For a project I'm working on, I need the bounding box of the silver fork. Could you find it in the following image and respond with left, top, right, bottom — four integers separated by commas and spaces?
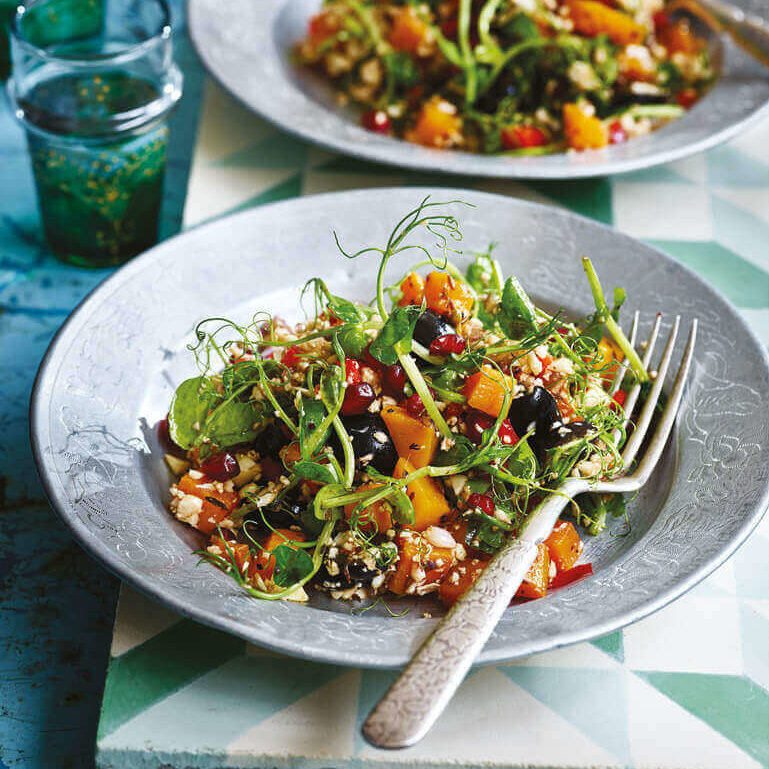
362, 312, 698, 750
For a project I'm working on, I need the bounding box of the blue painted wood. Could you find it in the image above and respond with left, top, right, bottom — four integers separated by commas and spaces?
0, 4, 204, 766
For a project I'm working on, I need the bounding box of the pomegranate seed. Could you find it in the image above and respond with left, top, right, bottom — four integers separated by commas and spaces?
612, 389, 627, 407
608, 121, 628, 144
341, 382, 376, 415
260, 456, 283, 481
430, 333, 467, 356
383, 363, 406, 397
652, 10, 669, 30
467, 493, 495, 516
199, 452, 240, 481
361, 109, 391, 134
345, 358, 362, 385
218, 528, 237, 542
405, 392, 426, 416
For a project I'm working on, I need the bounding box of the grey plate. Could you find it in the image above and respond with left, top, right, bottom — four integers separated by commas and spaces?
31, 189, 769, 668
188, 0, 769, 179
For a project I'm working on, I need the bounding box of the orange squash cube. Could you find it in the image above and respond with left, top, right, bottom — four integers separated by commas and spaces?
388, 8, 432, 55
423, 270, 474, 322
463, 365, 513, 418
563, 103, 609, 150
398, 271, 425, 307
568, 0, 647, 46
515, 543, 550, 600
438, 559, 488, 606
545, 520, 584, 572
658, 18, 702, 54
394, 458, 451, 530
411, 98, 462, 149
381, 405, 439, 468
388, 529, 454, 594
177, 472, 240, 534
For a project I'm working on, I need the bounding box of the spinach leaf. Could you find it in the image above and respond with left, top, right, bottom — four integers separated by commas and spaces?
499, 276, 539, 336
292, 459, 337, 486
168, 376, 217, 449
506, 440, 537, 481
271, 544, 314, 587
337, 325, 369, 358
369, 304, 422, 365
206, 400, 269, 447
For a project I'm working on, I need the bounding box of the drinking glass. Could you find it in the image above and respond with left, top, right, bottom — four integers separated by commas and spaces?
7, 0, 182, 267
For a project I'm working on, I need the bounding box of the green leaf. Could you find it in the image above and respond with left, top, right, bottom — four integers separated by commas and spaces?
328, 294, 365, 324
292, 459, 337, 485
501, 12, 540, 41
384, 487, 415, 525
299, 396, 331, 458
206, 400, 269, 447
168, 376, 217, 449
337, 325, 369, 358
506, 440, 537, 480
500, 276, 538, 335
385, 51, 420, 86
370, 304, 422, 365
271, 544, 314, 587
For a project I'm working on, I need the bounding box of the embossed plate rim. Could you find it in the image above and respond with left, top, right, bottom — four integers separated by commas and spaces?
31, 188, 769, 668
187, 0, 769, 180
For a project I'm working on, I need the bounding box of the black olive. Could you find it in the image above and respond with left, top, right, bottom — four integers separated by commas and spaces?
332, 414, 398, 475
345, 558, 381, 585
244, 500, 303, 529
540, 420, 595, 451
253, 423, 288, 458
319, 552, 382, 590
507, 386, 561, 440
413, 309, 456, 350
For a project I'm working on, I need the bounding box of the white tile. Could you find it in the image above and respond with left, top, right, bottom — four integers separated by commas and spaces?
183, 167, 294, 226
300, 170, 405, 196
623, 595, 743, 675
226, 670, 359, 759
712, 186, 769, 226
109, 585, 180, 657
358, 667, 618, 767
500, 639, 620, 669
612, 182, 713, 240
626, 672, 761, 769
667, 153, 707, 184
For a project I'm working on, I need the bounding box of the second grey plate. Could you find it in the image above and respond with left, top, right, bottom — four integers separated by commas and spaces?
188, 0, 769, 179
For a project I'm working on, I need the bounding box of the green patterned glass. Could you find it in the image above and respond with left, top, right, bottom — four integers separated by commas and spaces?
8, 0, 182, 267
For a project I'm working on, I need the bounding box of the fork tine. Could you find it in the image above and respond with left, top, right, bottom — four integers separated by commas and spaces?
621, 315, 681, 468
609, 310, 639, 396
620, 313, 662, 432
632, 320, 697, 485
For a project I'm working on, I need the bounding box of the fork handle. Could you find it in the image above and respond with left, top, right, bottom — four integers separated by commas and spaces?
361, 483, 584, 750
670, 0, 769, 69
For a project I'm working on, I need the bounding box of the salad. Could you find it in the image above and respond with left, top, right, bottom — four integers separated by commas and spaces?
294, 0, 712, 154
159, 199, 646, 607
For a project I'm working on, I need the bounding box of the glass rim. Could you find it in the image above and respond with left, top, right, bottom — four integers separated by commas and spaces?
10, 0, 173, 66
